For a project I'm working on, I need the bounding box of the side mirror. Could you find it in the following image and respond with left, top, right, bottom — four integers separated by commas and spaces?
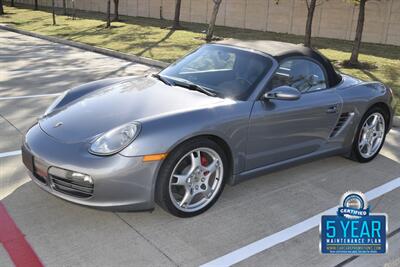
263, 86, 301, 101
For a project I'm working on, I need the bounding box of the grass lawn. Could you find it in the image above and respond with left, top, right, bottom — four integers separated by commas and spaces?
1, 5, 399, 114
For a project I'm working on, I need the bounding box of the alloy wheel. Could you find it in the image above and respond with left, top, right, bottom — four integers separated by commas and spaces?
168, 147, 224, 212
358, 112, 385, 159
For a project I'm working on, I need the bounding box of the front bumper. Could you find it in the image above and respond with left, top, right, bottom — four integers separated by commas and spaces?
22, 124, 161, 211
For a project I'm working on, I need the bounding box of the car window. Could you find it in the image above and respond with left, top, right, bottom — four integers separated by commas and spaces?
180, 49, 236, 73
269, 58, 327, 93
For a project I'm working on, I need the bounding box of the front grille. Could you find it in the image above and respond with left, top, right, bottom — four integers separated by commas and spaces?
48, 167, 94, 198
50, 175, 94, 198
22, 147, 93, 198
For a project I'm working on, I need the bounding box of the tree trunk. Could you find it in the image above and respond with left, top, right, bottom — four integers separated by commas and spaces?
304, 0, 317, 47
349, 0, 367, 65
173, 0, 182, 29
62, 0, 67, 15
113, 0, 119, 21
72, 0, 76, 20
52, 0, 56, 25
206, 0, 222, 42
0, 0, 4, 15
34, 0, 38, 10
10, 0, 14, 7
106, 0, 111, 28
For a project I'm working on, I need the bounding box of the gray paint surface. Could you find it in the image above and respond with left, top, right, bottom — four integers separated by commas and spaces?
1, 30, 400, 267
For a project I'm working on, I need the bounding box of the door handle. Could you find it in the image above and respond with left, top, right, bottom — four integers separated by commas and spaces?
326, 104, 338, 114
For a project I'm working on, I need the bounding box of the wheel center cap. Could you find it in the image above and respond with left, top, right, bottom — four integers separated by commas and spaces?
367, 130, 374, 140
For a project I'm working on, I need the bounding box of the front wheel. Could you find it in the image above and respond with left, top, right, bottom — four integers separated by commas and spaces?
350, 107, 388, 163
156, 138, 227, 217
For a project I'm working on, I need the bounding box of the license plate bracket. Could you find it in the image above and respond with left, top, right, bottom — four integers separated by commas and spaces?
21, 146, 34, 173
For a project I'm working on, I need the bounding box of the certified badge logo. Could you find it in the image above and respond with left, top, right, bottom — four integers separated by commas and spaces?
320, 191, 387, 254
338, 191, 369, 219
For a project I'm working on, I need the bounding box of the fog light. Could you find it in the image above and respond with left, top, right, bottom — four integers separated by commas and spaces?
71, 172, 93, 184
49, 167, 93, 186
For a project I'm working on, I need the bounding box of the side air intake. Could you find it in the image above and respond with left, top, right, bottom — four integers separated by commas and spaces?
330, 112, 353, 138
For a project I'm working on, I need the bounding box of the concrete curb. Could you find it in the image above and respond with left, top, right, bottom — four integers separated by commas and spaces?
394, 116, 400, 128
0, 24, 169, 69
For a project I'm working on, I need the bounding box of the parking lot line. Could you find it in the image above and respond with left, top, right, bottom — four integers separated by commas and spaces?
0, 150, 21, 158
201, 177, 400, 267
0, 55, 35, 58
0, 203, 43, 267
0, 93, 60, 101
5, 65, 134, 72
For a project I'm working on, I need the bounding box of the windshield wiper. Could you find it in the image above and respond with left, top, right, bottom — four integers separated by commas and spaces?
152, 73, 173, 86
170, 78, 217, 97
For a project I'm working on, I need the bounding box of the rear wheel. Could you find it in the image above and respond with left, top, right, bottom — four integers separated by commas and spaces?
350, 107, 388, 163
156, 138, 227, 217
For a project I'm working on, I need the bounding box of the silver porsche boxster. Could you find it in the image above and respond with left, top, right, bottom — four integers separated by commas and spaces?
22, 40, 395, 217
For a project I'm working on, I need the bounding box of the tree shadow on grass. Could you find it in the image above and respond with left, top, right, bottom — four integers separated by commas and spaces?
359, 67, 399, 113
359, 65, 399, 90
136, 29, 174, 57
359, 68, 382, 83
1, 12, 17, 16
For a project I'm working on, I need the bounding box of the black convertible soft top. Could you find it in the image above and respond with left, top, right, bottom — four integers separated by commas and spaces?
216, 39, 342, 87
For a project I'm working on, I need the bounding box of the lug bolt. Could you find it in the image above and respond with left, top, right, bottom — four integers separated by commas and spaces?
195, 185, 199, 190
201, 178, 205, 182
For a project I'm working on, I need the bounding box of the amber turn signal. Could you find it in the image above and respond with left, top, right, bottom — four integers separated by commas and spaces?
143, 153, 168, 162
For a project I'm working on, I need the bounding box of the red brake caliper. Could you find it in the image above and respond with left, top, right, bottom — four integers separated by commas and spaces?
200, 153, 208, 166
201, 153, 210, 176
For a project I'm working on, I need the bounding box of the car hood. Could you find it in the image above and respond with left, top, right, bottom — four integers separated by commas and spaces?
39, 76, 225, 143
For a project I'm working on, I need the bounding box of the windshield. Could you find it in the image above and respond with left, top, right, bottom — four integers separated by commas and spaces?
160, 44, 273, 100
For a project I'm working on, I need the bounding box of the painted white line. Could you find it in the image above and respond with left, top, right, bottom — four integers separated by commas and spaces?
0, 150, 21, 158
5, 63, 135, 72
0, 55, 34, 58
0, 93, 61, 100
7, 67, 131, 72
201, 177, 400, 267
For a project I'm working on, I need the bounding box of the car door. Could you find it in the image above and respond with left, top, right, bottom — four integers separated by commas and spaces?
246, 58, 342, 170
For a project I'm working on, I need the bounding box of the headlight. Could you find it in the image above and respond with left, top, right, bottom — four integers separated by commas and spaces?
89, 122, 140, 156
44, 90, 69, 116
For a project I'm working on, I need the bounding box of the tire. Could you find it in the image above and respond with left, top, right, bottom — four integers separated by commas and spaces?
350, 106, 388, 163
155, 138, 227, 217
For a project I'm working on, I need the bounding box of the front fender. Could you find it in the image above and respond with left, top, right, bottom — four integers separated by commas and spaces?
120, 101, 253, 175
